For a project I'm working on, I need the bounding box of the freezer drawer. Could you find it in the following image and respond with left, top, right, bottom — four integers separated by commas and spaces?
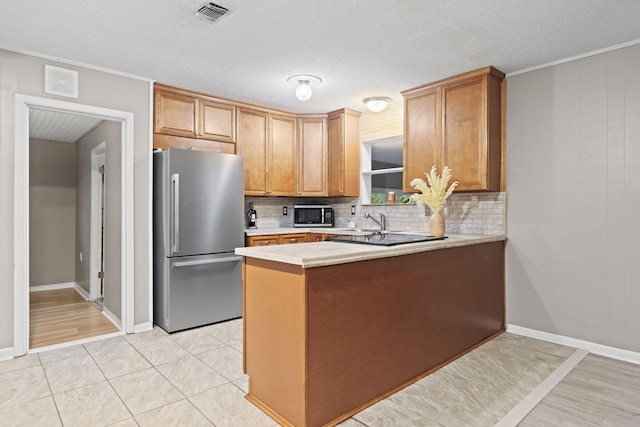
154, 253, 243, 333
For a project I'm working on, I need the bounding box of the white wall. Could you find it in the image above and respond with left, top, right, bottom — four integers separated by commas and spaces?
0, 49, 152, 350
506, 43, 640, 352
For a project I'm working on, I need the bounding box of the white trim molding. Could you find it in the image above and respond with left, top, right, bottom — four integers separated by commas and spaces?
73, 283, 90, 301
28, 331, 124, 355
13, 94, 135, 357
507, 324, 640, 365
506, 37, 640, 77
0, 347, 15, 362
102, 307, 122, 330
29, 282, 75, 292
90, 142, 106, 302
134, 322, 154, 334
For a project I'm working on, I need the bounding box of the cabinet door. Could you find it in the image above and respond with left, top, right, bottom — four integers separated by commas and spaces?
342, 111, 361, 196
328, 110, 360, 197
307, 233, 324, 242
237, 108, 268, 196
297, 117, 327, 197
327, 114, 344, 196
279, 234, 307, 245
403, 87, 440, 192
441, 75, 489, 191
200, 100, 236, 143
155, 89, 198, 138
247, 235, 279, 247
269, 114, 297, 196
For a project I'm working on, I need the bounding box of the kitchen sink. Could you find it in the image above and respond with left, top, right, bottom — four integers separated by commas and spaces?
326, 233, 446, 246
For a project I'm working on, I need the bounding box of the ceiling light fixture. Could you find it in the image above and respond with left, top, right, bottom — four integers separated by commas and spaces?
363, 96, 391, 112
287, 75, 322, 101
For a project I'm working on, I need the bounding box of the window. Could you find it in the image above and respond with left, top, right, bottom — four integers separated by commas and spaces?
361, 135, 413, 204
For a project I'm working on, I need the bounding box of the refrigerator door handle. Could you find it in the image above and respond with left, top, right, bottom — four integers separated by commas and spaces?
173, 256, 244, 268
171, 173, 180, 254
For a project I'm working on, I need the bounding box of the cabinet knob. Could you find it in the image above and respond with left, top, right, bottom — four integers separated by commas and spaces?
291, 239, 297, 243
261, 241, 270, 246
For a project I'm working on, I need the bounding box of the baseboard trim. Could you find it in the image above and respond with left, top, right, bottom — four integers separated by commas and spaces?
507, 324, 640, 365
73, 283, 90, 300
29, 282, 75, 292
102, 307, 122, 330
495, 348, 589, 427
0, 347, 15, 361
134, 322, 154, 334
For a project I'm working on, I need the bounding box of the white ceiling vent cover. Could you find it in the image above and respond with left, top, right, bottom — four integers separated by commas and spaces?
195, 2, 231, 23
44, 65, 78, 98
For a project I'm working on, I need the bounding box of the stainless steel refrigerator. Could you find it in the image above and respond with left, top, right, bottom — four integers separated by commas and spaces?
153, 149, 244, 333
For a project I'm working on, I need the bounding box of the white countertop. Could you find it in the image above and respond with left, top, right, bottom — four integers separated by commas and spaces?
236, 233, 506, 268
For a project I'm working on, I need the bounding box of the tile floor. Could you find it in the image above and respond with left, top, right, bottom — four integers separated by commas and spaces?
0, 320, 576, 427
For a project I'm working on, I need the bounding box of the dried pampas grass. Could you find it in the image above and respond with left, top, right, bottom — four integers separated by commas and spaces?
410, 166, 458, 213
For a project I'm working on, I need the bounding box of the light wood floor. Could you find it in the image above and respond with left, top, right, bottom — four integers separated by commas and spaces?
520, 353, 640, 426
29, 288, 119, 349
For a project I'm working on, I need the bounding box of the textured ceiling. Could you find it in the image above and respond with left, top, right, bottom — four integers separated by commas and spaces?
2, 1, 640, 114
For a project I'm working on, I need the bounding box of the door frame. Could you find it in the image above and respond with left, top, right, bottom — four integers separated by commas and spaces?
90, 142, 106, 301
14, 94, 135, 356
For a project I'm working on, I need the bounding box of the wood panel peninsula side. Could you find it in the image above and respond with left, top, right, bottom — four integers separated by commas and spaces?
236, 236, 506, 427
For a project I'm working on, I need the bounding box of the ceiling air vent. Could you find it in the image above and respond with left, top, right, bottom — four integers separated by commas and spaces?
195, 2, 231, 23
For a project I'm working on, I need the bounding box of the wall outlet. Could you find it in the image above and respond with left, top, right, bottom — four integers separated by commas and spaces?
471, 195, 479, 208
283, 206, 288, 216
351, 205, 356, 215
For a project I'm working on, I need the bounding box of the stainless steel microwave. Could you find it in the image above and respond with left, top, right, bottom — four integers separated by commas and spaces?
293, 205, 334, 227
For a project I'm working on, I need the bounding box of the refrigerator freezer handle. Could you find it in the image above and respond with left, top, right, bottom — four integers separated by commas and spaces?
171, 173, 180, 254
173, 256, 244, 268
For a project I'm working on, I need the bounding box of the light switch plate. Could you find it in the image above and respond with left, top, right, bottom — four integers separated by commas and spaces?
471, 195, 479, 208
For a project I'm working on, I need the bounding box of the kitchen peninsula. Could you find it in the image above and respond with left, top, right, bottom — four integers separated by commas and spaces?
235, 234, 506, 427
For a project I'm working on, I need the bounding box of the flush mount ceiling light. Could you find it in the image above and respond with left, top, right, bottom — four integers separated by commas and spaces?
287, 75, 322, 101
363, 96, 391, 112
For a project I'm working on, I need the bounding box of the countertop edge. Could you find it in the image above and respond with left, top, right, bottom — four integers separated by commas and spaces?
236, 234, 506, 268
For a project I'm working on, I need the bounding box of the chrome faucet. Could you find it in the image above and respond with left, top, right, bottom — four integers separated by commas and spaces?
364, 212, 386, 232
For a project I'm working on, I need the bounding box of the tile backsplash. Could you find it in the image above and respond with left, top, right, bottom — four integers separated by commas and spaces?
245, 192, 505, 235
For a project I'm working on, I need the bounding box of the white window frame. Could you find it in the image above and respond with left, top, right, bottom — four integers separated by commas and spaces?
360, 136, 404, 204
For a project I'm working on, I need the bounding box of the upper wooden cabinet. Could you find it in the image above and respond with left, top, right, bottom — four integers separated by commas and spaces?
154, 84, 236, 145
237, 108, 297, 196
237, 108, 268, 196
154, 83, 362, 197
297, 116, 328, 197
403, 86, 440, 192
328, 109, 361, 197
268, 114, 297, 196
402, 66, 504, 192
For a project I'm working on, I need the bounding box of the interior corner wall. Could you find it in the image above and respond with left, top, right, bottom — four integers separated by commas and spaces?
506, 43, 640, 352
29, 138, 77, 287
0, 48, 151, 350
76, 121, 121, 318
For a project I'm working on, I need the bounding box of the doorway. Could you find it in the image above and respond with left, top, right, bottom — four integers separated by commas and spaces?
14, 94, 135, 357
91, 142, 106, 307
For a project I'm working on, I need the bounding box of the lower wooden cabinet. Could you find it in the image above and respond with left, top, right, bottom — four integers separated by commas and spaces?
279, 233, 307, 245
246, 235, 279, 247
247, 233, 311, 247
307, 233, 324, 243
